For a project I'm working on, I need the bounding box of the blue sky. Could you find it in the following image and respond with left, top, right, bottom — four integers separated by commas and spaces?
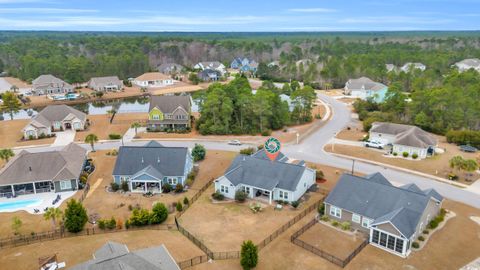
0, 0, 479, 31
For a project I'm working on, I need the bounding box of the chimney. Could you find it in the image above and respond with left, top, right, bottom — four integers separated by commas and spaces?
29, 166, 32, 172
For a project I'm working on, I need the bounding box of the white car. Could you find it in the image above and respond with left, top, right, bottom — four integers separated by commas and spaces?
365, 140, 384, 149
228, 140, 242, 146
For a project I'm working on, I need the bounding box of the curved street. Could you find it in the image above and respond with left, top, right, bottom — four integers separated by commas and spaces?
19, 93, 480, 208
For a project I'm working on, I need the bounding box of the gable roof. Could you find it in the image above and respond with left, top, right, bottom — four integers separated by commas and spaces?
370, 122, 437, 148
25, 105, 87, 129
32, 74, 72, 90
88, 76, 123, 87
195, 61, 224, 70
135, 72, 171, 81
149, 95, 191, 114
252, 149, 288, 163
113, 141, 188, 177
71, 242, 179, 270
222, 152, 307, 191
0, 143, 86, 185
345, 77, 387, 92
325, 173, 443, 238
157, 63, 184, 73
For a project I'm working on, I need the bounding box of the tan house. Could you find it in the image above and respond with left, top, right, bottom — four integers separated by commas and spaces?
23, 105, 87, 139
133, 72, 175, 88
87, 76, 123, 91
32, 74, 73, 95
325, 173, 443, 257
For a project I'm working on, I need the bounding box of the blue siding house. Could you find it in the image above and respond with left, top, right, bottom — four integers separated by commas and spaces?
344, 77, 388, 103
230, 57, 258, 73
112, 141, 193, 193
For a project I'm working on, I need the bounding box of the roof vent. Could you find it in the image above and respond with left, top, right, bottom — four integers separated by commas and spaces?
141, 157, 144, 163
157, 157, 160, 163
29, 166, 32, 172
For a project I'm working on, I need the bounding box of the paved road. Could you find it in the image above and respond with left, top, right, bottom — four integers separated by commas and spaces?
18, 93, 480, 208
284, 94, 480, 208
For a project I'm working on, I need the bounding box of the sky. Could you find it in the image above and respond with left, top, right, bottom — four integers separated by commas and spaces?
0, 0, 479, 32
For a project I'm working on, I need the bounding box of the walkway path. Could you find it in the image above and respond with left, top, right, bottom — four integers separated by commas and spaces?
51, 130, 76, 147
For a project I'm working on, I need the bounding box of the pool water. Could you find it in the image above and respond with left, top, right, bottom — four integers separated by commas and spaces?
0, 199, 42, 211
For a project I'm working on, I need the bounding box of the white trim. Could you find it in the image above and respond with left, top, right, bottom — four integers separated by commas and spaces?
362, 217, 373, 228
370, 220, 407, 239
370, 227, 409, 258
352, 214, 361, 223
329, 206, 342, 218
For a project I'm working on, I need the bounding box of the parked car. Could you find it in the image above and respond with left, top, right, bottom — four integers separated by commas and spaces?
228, 140, 242, 145
364, 140, 384, 149
459, 145, 478, 153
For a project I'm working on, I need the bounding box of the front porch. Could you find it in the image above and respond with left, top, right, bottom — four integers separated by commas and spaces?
129, 180, 162, 194
241, 185, 273, 204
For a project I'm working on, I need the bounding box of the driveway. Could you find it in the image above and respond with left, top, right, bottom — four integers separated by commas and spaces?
51, 130, 76, 147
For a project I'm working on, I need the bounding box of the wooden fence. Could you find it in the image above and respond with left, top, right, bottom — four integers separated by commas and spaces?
175, 178, 213, 218
177, 255, 209, 269
290, 218, 369, 268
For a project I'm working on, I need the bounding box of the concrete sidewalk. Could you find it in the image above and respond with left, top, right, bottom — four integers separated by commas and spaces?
51, 130, 76, 147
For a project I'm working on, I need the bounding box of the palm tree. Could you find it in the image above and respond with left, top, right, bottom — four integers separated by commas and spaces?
85, 134, 99, 152
449, 155, 464, 172
43, 207, 63, 230
462, 159, 479, 182
131, 122, 141, 137
10, 85, 18, 93
0, 149, 14, 163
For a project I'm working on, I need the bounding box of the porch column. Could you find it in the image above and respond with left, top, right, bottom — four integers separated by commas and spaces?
269, 191, 272, 205
32, 182, 36, 194
144, 183, 147, 192
129, 181, 133, 191
11, 185, 15, 196
402, 238, 408, 257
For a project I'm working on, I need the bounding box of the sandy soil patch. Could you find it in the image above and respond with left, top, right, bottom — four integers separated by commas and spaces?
335, 122, 367, 141
470, 216, 480, 226
0, 119, 55, 148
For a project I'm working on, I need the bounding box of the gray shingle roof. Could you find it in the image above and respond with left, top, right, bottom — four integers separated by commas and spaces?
325, 173, 443, 238
149, 95, 191, 114
113, 141, 188, 177
88, 76, 123, 88
0, 143, 86, 185
32, 74, 72, 90
223, 153, 306, 191
345, 77, 387, 92
252, 149, 288, 162
71, 242, 180, 270
157, 63, 184, 74
370, 122, 437, 148
27, 105, 87, 128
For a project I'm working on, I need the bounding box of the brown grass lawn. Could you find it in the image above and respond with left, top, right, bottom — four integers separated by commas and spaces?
299, 223, 366, 259
327, 141, 480, 184
335, 121, 367, 141
75, 112, 148, 142
0, 120, 55, 148
0, 230, 203, 270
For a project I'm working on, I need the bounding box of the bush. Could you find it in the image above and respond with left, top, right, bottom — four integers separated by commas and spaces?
240, 147, 255, 155
150, 203, 168, 224
192, 144, 206, 161
240, 240, 258, 270
318, 204, 325, 215
428, 219, 439, 229
176, 201, 183, 212
446, 130, 480, 148
116, 219, 123, 229
162, 183, 171, 193
110, 182, 119, 192
120, 181, 129, 192
183, 197, 189, 206
440, 208, 447, 216
423, 229, 429, 234
393, 152, 398, 156
320, 215, 330, 222
291, 201, 300, 209
315, 113, 322, 119
125, 220, 130, 229
412, 153, 418, 159
261, 129, 272, 136
175, 183, 184, 193
235, 191, 247, 202
402, 152, 409, 158
340, 222, 351, 231
412, 242, 420, 248
108, 133, 122, 140
418, 235, 425, 241
64, 199, 88, 233
316, 170, 324, 180
257, 144, 264, 150
129, 208, 151, 226
332, 221, 340, 227
98, 219, 106, 230
212, 191, 225, 201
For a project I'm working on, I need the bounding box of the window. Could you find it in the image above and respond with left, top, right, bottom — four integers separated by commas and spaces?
152, 114, 160, 120
329, 206, 342, 218
387, 235, 396, 250
379, 232, 387, 247
60, 180, 72, 190
279, 190, 289, 200
352, 214, 361, 223
243, 186, 250, 194
395, 239, 404, 253
362, 217, 372, 228
372, 230, 380, 244
54, 122, 61, 129
168, 178, 177, 185
220, 185, 229, 193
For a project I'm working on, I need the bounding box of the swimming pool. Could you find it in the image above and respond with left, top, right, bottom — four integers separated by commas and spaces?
0, 199, 43, 211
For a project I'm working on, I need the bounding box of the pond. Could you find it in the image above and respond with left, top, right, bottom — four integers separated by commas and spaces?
0, 96, 201, 121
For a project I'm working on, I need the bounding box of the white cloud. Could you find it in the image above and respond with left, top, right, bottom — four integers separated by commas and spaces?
287, 8, 336, 13
339, 16, 454, 25
0, 8, 98, 13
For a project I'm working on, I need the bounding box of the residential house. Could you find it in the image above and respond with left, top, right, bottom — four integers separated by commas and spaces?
198, 69, 221, 82
400, 62, 426, 73
369, 122, 437, 159
214, 149, 315, 204
325, 172, 443, 257
87, 76, 123, 91
385, 64, 396, 72
453, 58, 480, 72
32, 74, 73, 95
71, 241, 180, 270
0, 143, 86, 197
344, 77, 388, 103
147, 95, 191, 131
280, 94, 295, 112
157, 63, 185, 74
267, 61, 280, 67
112, 141, 194, 193
23, 105, 87, 139
193, 61, 226, 75
230, 57, 258, 73
133, 72, 175, 88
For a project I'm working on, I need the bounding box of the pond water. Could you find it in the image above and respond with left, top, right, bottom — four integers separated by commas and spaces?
0, 96, 201, 121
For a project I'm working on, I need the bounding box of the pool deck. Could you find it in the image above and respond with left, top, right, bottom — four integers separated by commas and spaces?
0, 191, 76, 214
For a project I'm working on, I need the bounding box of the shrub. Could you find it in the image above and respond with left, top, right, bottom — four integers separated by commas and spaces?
150, 203, 168, 224
257, 144, 264, 150
125, 220, 130, 229
316, 170, 324, 180
402, 152, 409, 158
412, 242, 420, 248
331, 221, 339, 227
412, 153, 418, 159
240, 147, 255, 155
340, 222, 351, 231
212, 191, 225, 201
418, 236, 425, 241
291, 201, 300, 209
108, 133, 122, 140
175, 183, 184, 193
240, 240, 258, 270
393, 152, 398, 156
162, 183, 171, 193
315, 113, 322, 119
116, 219, 123, 229
110, 182, 119, 192
120, 181, 129, 192
428, 219, 439, 229
98, 219, 106, 230
320, 215, 330, 222
106, 217, 116, 230
440, 208, 447, 216
318, 204, 325, 215
192, 144, 206, 161
128, 204, 133, 211
261, 129, 272, 136
64, 199, 88, 233
183, 197, 189, 206
129, 208, 151, 226
446, 130, 480, 148
423, 229, 429, 234
235, 191, 247, 202
176, 201, 183, 212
